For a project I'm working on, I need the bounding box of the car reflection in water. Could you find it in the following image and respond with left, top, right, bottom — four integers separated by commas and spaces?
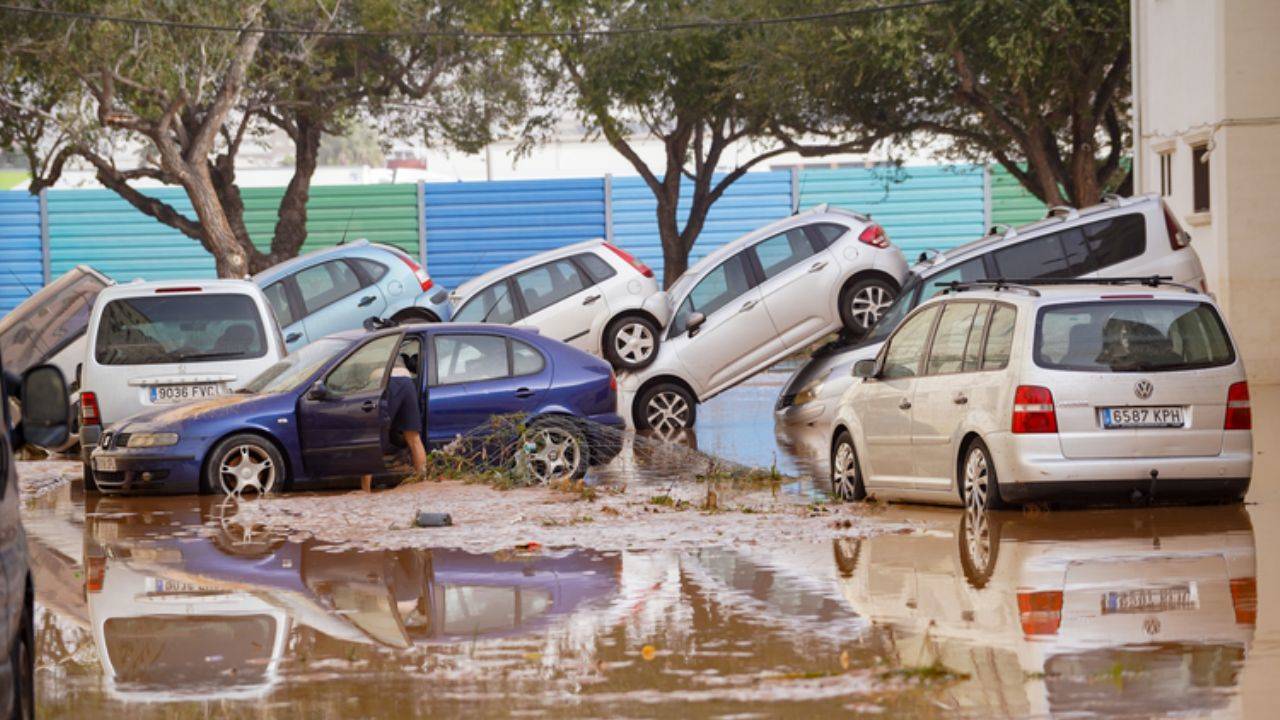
832, 504, 1257, 718
82, 495, 621, 701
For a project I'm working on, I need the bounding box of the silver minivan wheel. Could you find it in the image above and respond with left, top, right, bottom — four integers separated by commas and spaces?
830, 431, 866, 501
963, 444, 992, 513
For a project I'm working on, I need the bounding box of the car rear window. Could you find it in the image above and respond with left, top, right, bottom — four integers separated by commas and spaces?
94, 294, 267, 365
1035, 300, 1234, 372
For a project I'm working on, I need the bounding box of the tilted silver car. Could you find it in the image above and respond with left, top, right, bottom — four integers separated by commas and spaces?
830, 277, 1250, 509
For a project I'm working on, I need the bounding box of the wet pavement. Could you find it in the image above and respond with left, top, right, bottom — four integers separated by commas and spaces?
21, 367, 1280, 718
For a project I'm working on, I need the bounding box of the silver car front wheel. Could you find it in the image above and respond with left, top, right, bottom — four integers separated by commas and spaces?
830, 431, 865, 501
646, 390, 691, 434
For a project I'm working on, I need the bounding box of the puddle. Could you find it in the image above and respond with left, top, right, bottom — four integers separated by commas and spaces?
22, 373, 1280, 717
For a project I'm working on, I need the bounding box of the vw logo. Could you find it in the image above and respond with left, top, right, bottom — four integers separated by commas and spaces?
1134, 380, 1154, 400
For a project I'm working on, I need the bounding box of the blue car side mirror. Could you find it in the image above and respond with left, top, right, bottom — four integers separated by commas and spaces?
307, 382, 332, 401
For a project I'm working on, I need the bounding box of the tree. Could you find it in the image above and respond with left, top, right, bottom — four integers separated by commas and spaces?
814, 0, 1131, 208
0, 1, 524, 276
521, 0, 895, 286
316, 122, 387, 167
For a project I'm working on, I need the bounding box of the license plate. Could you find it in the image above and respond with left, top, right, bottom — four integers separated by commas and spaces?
94, 455, 118, 472
146, 577, 214, 594
1102, 406, 1185, 428
1101, 583, 1198, 614
150, 383, 222, 404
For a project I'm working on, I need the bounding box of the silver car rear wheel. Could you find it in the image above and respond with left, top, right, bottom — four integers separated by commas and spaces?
963, 444, 993, 513
614, 322, 655, 364
849, 284, 893, 331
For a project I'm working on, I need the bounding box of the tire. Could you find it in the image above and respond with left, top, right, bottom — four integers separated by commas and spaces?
205, 434, 286, 496
391, 308, 440, 325
9, 582, 33, 720
520, 418, 587, 484
82, 461, 99, 493
830, 430, 866, 501
833, 537, 862, 577
839, 277, 897, 337
603, 315, 660, 370
961, 437, 1004, 512
958, 505, 1001, 589
634, 383, 696, 434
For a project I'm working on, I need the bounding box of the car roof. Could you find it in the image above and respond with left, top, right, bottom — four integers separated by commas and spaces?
453, 239, 606, 299
676, 205, 871, 284
913, 193, 1161, 275
324, 322, 546, 343
251, 239, 375, 284
924, 281, 1210, 308
96, 278, 264, 299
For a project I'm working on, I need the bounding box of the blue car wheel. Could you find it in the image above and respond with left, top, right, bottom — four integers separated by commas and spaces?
519, 418, 586, 484
205, 434, 286, 496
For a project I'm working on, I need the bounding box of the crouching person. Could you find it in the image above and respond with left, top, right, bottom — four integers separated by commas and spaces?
362, 357, 427, 492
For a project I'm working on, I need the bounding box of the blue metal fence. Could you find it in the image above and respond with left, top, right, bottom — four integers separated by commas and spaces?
0, 192, 44, 315
423, 177, 606, 289
798, 165, 987, 260
609, 171, 793, 280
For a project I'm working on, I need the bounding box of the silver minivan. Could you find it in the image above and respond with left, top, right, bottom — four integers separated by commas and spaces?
777, 194, 1208, 432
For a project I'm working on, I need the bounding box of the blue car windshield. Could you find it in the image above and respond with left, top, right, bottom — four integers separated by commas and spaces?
241, 339, 349, 394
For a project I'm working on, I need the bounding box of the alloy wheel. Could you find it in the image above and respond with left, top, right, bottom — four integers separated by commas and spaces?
217, 444, 277, 496
614, 322, 656, 365
645, 391, 691, 434
850, 285, 893, 331
962, 506, 993, 576
832, 440, 860, 501
522, 426, 583, 484
963, 446, 991, 513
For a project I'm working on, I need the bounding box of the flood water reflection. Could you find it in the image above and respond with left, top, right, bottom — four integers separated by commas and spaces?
25, 481, 1264, 717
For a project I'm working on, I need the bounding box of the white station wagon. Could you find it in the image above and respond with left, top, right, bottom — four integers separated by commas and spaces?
830, 278, 1252, 510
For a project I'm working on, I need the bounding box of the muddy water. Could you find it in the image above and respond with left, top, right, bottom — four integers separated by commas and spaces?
22, 372, 1280, 718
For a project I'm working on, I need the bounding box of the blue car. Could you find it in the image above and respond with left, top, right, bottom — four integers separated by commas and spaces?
87, 323, 624, 495
253, 240, 453, 353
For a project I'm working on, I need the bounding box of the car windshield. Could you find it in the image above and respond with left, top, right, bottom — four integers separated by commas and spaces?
0, 268, 107, 373
94, 294, 267, 366
1035, 300, 1235, 372
864, 272, 922, 342
241, 338, 348, 394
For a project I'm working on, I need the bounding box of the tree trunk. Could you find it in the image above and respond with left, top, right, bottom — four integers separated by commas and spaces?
655, 196, 687, 288
264, 115, 322, 270
184, 167, 253, 278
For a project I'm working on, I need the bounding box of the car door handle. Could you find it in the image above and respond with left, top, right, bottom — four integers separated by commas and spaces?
582, 294, 602, 305
739, 299, 758, 313
514, 387, 534, 399
361, 400, 376, 412
898, 399, 912, 410
358, 295, 377, 307
285, 332, 302, 343
953, 394, 968, 405
808, 261, 828, 272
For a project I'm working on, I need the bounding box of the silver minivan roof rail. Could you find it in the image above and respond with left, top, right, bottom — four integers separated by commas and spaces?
937, 275, 1200, 296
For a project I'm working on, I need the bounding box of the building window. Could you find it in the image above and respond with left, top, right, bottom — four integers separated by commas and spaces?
1191, 144, 1210, 212
1158, 152, 1173, 197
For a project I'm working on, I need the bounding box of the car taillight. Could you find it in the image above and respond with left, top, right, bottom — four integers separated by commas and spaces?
609, 373, 617, 392
86, 556, 105, 594
154, 286, 202, 294
602, 243, 654, 279
1012, 385, 1057, 434
1230, 577, 1257, 625
1017, 590, 1063, 636
857, 223, 890, 249
1225, 381, 1251, 430
394, 251, 434, 292
81, 392, 101, 426
1163, 201, 1191, 250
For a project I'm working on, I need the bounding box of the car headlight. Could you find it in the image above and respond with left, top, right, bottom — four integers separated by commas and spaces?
126, 432, 180, 448
792, 381, 826, 407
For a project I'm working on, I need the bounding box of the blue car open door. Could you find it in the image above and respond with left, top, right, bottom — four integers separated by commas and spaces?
298, 333, 401, 479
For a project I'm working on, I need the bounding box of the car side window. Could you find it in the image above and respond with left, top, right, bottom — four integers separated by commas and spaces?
926, 303, 979, 375
353, 258, 389, 284
808, 223, 850, 249
576, 253, 617, 284
981, 305, 1017, 370
512, 339, 545, 376
881, 305, 940, 380
264, 282, 297, 326
961, 303, 992, 371
514, 259, 589, 315
670, 253, 754, 336
752, 227, 816, 280
433, 334, 510, 385
296, 260, 363, 313
992, 234, 1072, 279
454, 283, 516, 324
922, 258, 986, 301
1083, 214, 1146, 269
326, 335, 398, 395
